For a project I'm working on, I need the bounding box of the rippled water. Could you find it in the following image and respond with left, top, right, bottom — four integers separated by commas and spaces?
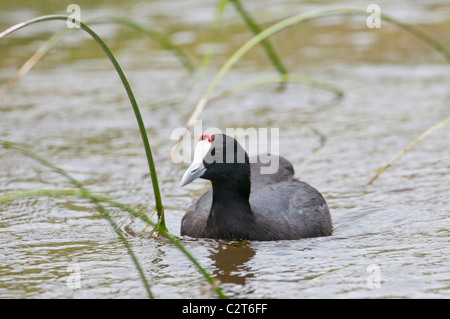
0, 0, 449, 298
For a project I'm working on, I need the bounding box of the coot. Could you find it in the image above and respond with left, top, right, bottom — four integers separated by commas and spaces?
180, 133, 332, 241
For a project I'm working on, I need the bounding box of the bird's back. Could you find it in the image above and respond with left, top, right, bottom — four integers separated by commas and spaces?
249, 179, 332, 240
181, 155, 332, 240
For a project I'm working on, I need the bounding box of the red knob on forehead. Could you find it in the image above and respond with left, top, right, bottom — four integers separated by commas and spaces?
199, 134, 214, 143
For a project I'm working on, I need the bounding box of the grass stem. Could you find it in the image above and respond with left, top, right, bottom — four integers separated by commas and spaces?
230, 0, 288, 77
171, 8, 450, 158
0, 15, 167, 233
0, 140, 227, 298
367, 117, 450, 185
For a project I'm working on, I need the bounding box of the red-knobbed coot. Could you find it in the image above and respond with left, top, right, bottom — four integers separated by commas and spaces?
180, 134, 332, 241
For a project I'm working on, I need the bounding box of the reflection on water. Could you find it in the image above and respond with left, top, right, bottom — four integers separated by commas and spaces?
0, 0, 449, 298
210, 241, 256, 286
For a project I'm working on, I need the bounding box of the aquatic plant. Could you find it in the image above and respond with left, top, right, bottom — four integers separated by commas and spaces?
1, 14, 167, 233
0, 140, 226, 299
172, 7, 450, 156
367, 117, 450, 185
0, 15, 225, 298
1, 2, 448, 298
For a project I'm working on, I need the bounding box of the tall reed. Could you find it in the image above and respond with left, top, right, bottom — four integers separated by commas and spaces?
367, 117, 450, 185
2, 5, 448, 298
0, 140, 227, 298
0, 16, 195, 102
0, 14, 231, 297
172, 7, 450, 158
0, 15, 167, 234
229, 0, 288, 77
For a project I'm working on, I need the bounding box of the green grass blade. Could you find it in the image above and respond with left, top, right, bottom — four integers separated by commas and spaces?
200, 7, 450, 119
171, 8, 450, 158
380, 14, 450, 63
1, 140, 82, 188
0, 16, 196, 102
0, 140, 154, 298
173, 0, 230, 113
0, 188, 155, 298
230, 0, 287, 76
0, 140, 227, 298
0, 28, 69, 102
208, 73, 343, 104
0, 15, 167, 233
90, 16, 196, 71
90, 197, 155, 298
102, 198, 227, 299
146, 73, 342, 112
367, 117, 450, 185
0, 188, 227, 299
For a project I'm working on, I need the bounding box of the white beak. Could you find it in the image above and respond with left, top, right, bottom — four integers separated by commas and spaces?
180, 140, 211, 187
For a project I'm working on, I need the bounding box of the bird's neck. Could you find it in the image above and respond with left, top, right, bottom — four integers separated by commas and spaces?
205, 178, 255, 240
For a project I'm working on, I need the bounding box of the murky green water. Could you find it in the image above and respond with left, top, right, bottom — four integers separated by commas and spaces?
1, 0, 449, 298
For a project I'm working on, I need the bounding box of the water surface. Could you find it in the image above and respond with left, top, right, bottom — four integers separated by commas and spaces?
0, 0, 449, 298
